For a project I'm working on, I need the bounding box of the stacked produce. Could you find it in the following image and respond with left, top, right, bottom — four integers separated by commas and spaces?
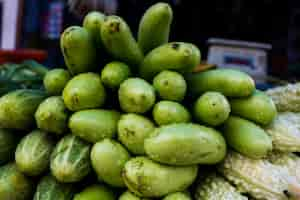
0, 2, 299, 200
0, 60, 48, 96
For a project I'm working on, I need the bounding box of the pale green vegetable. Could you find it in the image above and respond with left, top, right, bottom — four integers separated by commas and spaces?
0, 163, 34, 200
119, 191, 151, 200
186, 69, 255, 98
73, 185, 115, 200
145, 123, 226, 165
193, 92, 230, 126
138, 2, 173, 54
33, 175, 74, 200
118, 78, 156, 114
163, 192, 191, 200
267, 152, 300, 183
195, 174, 248, 200
123, 157, 198, 197
265, 112, 300, 152
60, 26, 97, 75
223, 116, 272, 159
83, 11, 106, 47
63, 73, 106, 111
266, 83, 300, 112
0, 89, 46, 130
50, 134, 91, 183
118, 114, 155, 155
101, 16, 143, 70
153, 70, 187, 102
35, 96, 69, 135
91, 139, 130, 187
140, 42, 200, 80
15, 130, 55, 176
153, 101, 191, 125
219, 151, 292, 200
230, 90, 277, 126
43, 69, 71, 95
101, 62, 131, 89
69, 109, 120, 143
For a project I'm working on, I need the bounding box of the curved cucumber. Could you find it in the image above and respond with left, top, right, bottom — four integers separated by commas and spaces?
101, 16, 143, 71
140, 42, 201, 80
60, 26, 97, 75
138, 2, 173, 54
230, 90, 277, 125
222, 116, 273, 159
186, 69, 255, 97
83, 11, 106, 48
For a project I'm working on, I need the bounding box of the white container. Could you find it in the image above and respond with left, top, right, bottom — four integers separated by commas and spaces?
207, 38, 272, 83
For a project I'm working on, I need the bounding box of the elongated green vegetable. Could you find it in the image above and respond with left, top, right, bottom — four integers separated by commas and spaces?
60, 26, 97, 75
140, 42, 201, 80
0, 89, 47, 130
186, 69, 255, 98
222, 116, 272, 159
101, 16, 143, 70
123, 157, 198, 198
83, 11, 106, 48
230, 90, 277, 126
138, 2, 173, 54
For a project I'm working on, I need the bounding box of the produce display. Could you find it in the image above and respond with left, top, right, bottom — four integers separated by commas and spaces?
0, 2, 299, 200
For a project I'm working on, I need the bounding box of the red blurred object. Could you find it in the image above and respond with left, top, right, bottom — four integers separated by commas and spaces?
0, 49, 48, 64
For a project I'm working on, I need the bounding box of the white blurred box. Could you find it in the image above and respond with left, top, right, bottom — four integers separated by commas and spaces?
207, 38, 272, 83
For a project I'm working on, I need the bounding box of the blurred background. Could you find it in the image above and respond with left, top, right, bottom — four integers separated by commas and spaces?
0, 0, 291, 84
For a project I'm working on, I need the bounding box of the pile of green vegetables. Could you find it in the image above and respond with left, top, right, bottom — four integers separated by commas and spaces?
0, 2, 299, 200
0, 60, 48, 96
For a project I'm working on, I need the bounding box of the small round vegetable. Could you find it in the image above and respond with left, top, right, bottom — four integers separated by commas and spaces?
0, 129, 19, 165
63, 73, 106, 111
123, 157, 198, 198
119, 191, 152, 200
50, 134, 91, 183
145, 123, 226, 165
44, 68, 71, 95
163, 192, 191, 200
152, 101, 191, 125
222, 116, 273, 159
74, 185, 115, 200
33, 175, 74, 200
194, 92, 230, 126
0, 163, 34, 200
118, 78, 156, 113
15, 130, 55, 176
91, 139, 130, 187
101, 61, 131, 89
35, 96, 69, 135
118, 114, 155, 155
153, 70, 187, 102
